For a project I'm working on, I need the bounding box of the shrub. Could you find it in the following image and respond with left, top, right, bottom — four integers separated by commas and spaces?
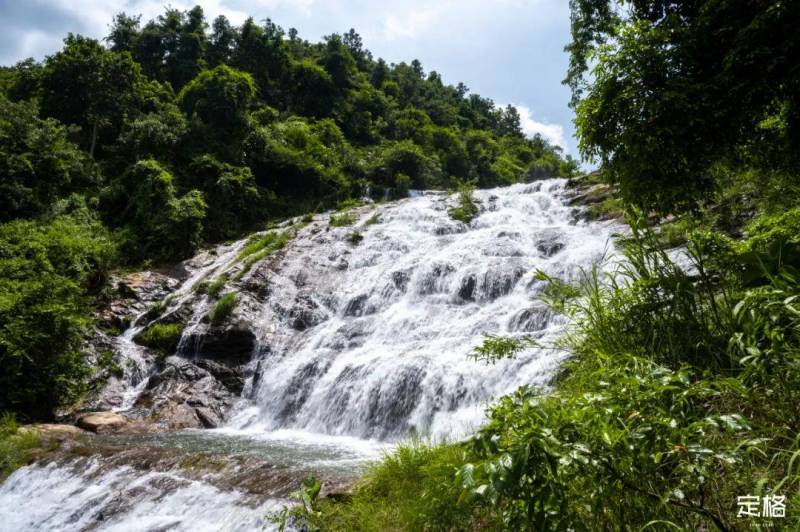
0, 213, 115, 418
393, 173, 411, 199
210, 293, 237, 325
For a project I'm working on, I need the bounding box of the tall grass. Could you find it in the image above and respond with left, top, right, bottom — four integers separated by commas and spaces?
0, 413, 42, 480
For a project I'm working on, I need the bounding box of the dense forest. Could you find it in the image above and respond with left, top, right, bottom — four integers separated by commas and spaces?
0, 6, 574, 418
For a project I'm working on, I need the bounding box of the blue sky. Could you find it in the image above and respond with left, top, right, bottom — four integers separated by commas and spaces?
0, 0, 578, 155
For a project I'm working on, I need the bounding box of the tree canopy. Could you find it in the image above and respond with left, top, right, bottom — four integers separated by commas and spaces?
567, 0, 800, 212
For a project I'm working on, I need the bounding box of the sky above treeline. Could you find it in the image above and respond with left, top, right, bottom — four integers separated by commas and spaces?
0, 0, 578, 156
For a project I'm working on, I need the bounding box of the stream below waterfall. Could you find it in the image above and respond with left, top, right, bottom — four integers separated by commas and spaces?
0, 179, 620, 531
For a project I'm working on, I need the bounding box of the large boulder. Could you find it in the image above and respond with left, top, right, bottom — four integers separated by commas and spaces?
133, 357, 243, 430
76, 412, 129, 433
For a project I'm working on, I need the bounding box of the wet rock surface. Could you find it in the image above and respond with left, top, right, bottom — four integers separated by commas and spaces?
76, 412, 130, 433
131, 357, 244, 429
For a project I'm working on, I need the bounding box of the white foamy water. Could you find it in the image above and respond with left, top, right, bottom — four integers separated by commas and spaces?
0, 460, 284, 532
228, 179, 619, 440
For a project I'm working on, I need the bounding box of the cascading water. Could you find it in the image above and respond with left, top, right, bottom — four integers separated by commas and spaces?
228, 179, 618, 440
0, 179, 621, 531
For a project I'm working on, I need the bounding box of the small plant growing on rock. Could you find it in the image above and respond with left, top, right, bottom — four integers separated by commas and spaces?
448, 182, 479, 224
347, 230, 364, 245
97, 350, 124, 379
210, 293, 237, 325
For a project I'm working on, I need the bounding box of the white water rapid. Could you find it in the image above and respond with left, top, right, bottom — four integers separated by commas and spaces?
228, 179, 618, 440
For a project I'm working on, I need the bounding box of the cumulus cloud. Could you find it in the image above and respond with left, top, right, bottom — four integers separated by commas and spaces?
509, 104, 567, 152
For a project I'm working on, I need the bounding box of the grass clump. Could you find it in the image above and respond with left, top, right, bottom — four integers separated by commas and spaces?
210, 293, 237, 325
363, 212, 380, 226
133, 323, 183, 356
448, 182, 479, 224
330, 212, 358, 227
205, 273, 229, 298
0, 413, 42, 480
337, 198, 363, 211
97, 350, 124, 379
234, 230, 291, 280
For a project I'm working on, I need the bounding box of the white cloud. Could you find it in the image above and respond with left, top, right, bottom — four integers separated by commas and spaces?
510, 104, 567, 151
381, 6, 443, 40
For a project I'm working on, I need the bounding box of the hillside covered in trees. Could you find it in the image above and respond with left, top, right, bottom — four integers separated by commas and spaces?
0, 6, 574, 418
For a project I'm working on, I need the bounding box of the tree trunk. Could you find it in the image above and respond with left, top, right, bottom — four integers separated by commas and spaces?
89, 121, 99, 159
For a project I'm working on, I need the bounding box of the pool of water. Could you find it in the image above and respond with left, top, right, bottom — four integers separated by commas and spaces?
94, 427, 392, 477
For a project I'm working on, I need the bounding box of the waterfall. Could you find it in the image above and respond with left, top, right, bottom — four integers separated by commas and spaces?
0, 179, 620, 531
228, 179, 618, 440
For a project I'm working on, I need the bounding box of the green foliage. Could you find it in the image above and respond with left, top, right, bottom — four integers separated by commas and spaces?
0, 413, 43, 480
179, 65, 256, 132
448, 182, 479, 224
189, 155, 264, 240
237, 232, 282, 261
210, 293, 237, 325
133, 323, 183, 356
393, 173, 411, 199
40, 34, 148, 158
370, 140, 442, 189
568, 1, 800, 213
106, 159, 207, 263
97, 349, 124, 379
363, 213, 380, 226
0, 213, 115, 418
0, 96, 92, 222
